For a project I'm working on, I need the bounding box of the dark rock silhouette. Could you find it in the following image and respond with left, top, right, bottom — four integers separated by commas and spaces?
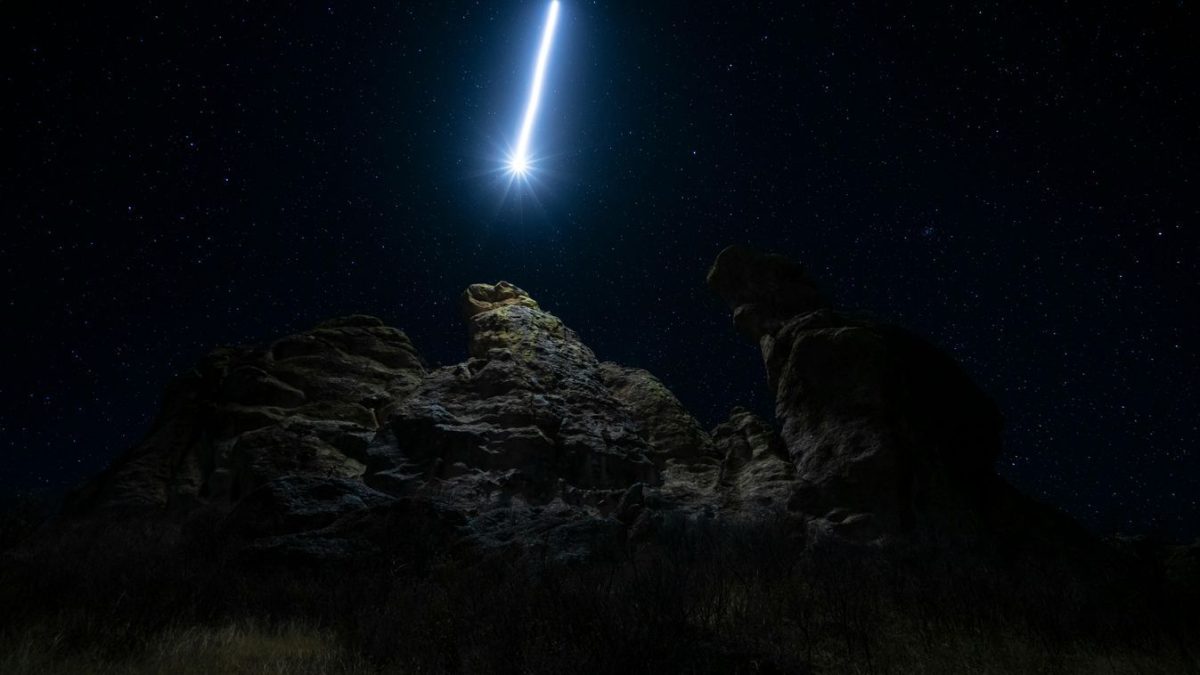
708, 245, 1005, 538
63, 247, 1093, 561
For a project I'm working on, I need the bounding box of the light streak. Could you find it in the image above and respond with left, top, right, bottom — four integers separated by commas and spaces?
508, 1, 560, 177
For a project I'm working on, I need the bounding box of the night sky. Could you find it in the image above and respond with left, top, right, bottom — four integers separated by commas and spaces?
3, 1, 1197, 539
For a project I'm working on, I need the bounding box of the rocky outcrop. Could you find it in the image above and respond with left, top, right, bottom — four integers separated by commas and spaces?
65, 247, 1091, 563
371, 281, 660, 499
597, 363, 712, 464
711, 408, 795, 509
70, 279, 799, 561
708, 245, 1004, 538
68, 316, 425, 517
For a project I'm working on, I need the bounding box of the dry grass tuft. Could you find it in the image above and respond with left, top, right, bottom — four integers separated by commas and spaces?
1, 619, 371, 675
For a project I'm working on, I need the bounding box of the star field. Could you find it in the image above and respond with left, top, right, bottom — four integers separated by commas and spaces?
2, 1, 1197, 538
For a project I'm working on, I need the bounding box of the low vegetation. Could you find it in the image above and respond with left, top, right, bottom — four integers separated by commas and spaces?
1, 511, 1196, 674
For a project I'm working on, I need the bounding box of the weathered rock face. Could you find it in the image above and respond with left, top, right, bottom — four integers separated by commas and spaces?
597, 363, 713, 463
67, 247, 1070, 562
711, 408, 795, 509
68, 316, 425, 516
708, 245, 1003, 537
71, 279, 803, 561
366, 282, 661, 513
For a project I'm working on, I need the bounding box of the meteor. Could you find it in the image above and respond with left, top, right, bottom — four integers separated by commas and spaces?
508, 0, 560, 177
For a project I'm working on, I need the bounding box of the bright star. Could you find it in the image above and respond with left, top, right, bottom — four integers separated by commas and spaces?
508, 154, 529, 177
507, 1, 560, 178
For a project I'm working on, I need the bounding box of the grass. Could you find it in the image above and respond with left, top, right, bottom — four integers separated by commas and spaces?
1, 510, 1196, 674
2, 619, 371, 675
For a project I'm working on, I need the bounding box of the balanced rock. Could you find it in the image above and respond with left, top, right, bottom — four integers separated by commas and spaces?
708, 245, 1003, 537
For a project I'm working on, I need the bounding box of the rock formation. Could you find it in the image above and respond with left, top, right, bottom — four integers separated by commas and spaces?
708, 245, 1005, 538
65, 247, 1082, 561
69, 315, 425, 515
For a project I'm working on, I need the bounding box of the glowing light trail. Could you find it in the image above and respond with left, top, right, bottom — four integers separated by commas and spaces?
508, 1, 560, 177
